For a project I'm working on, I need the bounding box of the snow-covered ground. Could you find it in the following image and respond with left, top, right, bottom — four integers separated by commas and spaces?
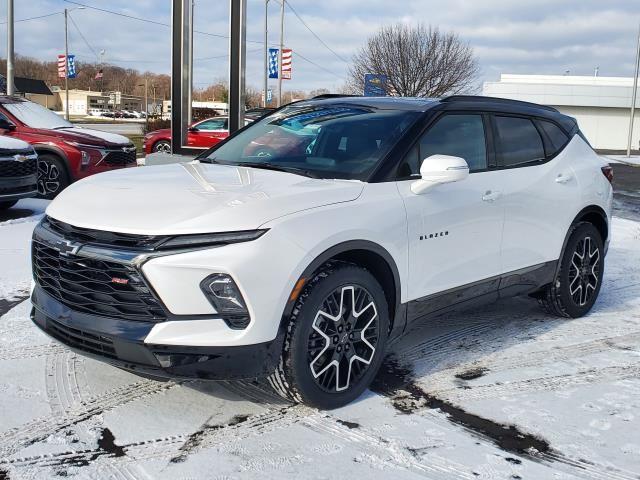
1, 199, 639, 479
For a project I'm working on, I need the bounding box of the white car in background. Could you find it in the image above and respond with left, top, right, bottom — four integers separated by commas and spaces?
30, 95, 613, 408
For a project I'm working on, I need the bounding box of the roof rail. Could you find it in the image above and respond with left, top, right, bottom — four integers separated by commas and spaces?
441, 95, 558, 113
311, 94, 361, 100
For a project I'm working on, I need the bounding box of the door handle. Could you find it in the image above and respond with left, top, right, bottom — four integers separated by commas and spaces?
482, 190, 502, 202
555, 173, 573, 184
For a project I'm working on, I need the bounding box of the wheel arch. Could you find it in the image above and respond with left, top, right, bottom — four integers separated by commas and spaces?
554, 205, 609, 278
281, 240, 404, 339
573, 205, 609, 245
33, 145, 72, 179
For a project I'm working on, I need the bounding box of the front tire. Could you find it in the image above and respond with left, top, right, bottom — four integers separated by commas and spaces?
38, 154, 70, 199
270, 262, 389, 409
538, 222, 604, 318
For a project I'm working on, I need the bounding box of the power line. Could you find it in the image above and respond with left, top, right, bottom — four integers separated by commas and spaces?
63, 0, 345, 80
0, 11, 63, 25
63, 0, 230, 40
293, 51, 345, 80
284, 0, 348, 64
68, 12, 99, 60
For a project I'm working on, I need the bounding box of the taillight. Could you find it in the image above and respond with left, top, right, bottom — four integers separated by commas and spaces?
601, 165, 614, 184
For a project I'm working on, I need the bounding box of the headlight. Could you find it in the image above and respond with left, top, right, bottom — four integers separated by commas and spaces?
157, 229, 267, 250
200, 273, 250, 329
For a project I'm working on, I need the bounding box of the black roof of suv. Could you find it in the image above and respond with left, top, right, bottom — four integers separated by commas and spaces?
305, 94, 576, 132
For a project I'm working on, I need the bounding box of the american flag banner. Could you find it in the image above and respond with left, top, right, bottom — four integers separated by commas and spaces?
57, 55, 66, 78
95, 69, 103, 80
268, 48, 279, 79
281, 49, 292, 80
57, 54, 77, 79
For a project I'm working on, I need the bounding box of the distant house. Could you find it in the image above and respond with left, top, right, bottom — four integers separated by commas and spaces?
0, 75, 54, 108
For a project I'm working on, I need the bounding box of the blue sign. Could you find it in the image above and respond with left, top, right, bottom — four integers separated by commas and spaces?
266, 89, 273, 103
364, 74, 387, 96
67, 55, 77, 78
268, 48, 279, 79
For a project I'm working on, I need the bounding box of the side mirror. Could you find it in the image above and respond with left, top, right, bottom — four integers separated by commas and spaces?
411, 154, 469, 195
188, 126, 199, 132
0, 118, 16, 131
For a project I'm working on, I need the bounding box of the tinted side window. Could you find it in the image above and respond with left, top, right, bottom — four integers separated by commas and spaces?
494, 116, 545, 166
538, 120, 569, 155
398, 115, 487, 177
197, 119, 226, 131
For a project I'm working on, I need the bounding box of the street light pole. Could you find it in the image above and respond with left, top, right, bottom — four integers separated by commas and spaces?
64, 8, 70, 120
627, 23, 640, 158
6, 0, 14, 96
263, 0, 268, 108
144, 77, 148, 129
278, 0, 284, 107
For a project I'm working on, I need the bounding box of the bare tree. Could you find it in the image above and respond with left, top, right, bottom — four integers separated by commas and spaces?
348, 24, 479, 97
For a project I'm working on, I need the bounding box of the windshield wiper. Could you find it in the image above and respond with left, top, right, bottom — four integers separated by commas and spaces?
201, 159, 319, 178
232, 162, 319, 178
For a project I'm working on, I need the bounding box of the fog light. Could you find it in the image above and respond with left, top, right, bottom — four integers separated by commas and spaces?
200, 274, 250, 329
80, 151, 90, 167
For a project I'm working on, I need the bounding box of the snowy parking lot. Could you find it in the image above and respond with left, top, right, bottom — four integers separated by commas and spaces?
1, 175, 639, 479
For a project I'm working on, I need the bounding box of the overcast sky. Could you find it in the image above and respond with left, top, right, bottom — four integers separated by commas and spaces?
1, 0, 639, 93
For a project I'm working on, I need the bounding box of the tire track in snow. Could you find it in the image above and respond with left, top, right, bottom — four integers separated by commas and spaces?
424, 330, 640, 390
0, 379, 177, 458
432, 364, 640, 402
0, 343, 65, 361
1, 405, 312, 470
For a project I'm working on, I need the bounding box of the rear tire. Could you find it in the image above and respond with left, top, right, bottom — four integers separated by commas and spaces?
269, 262, 389, 409
38, 154, 70, 199
538, 222, 604, 318
0, 200, 18, 210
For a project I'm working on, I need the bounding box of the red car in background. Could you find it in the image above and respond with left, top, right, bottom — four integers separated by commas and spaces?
0, 97, 137, 198
143, 117, 230, 155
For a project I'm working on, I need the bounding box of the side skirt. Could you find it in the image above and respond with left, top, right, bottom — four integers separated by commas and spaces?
405, 261, 557, 327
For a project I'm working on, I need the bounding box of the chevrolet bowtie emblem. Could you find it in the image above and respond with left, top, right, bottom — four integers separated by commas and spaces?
55, 239, 82, 256
13, 154, 28, 163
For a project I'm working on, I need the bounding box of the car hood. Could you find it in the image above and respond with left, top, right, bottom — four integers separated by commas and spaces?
146, 128, 171, 137
0, 136, 32, 151
46, 162, 364, 235
29, 126, 131, 147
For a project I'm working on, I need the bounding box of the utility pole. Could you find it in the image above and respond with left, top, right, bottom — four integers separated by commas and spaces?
6, 0, 14, 96
263, 0, 268, 108
144, 77, 148, 129
278, 0, 284, 107
64, 8, 70, 120
627, 24, 640, 158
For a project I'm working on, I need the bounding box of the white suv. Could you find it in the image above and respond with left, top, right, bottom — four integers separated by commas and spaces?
31, 96, 613, 408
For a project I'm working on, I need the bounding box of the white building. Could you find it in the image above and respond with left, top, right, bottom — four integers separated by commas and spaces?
483, 74, 640, 151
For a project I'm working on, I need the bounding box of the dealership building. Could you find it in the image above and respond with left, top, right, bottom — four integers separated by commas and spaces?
483, 74, 640, 151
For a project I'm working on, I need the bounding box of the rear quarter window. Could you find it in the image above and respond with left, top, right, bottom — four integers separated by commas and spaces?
538, 120, 570, 155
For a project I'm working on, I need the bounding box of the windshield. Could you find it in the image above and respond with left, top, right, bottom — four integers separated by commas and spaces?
202, 104, 420, 180
5, 101, 72, 129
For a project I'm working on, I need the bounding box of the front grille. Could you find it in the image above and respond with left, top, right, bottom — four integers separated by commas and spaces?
103, 147, 136, 166
46, 317, 117, 359
44, 216, 163, 250
32, 241, 166, 322
0, 184, 36, 196
0, 157, 37, 177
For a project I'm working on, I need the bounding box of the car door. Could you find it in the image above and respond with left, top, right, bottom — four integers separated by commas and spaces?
187, 118, 228, 148
491, 115, 581, 273
396, 113, 505, 317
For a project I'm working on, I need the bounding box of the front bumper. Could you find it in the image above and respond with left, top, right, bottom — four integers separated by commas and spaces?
0, 174, 38, 201
31, 286, 283, 380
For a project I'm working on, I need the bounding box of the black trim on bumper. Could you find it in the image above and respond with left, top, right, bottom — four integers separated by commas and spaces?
31, 286, 283, 380
0, 174, 37, 200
